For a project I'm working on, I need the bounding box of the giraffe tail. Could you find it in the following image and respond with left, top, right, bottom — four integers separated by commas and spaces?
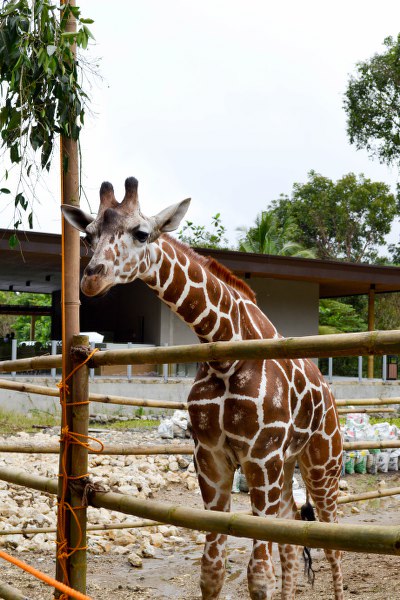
300, 498, 316, 586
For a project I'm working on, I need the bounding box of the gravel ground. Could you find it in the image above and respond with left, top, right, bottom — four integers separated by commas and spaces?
1, 427, 400, 599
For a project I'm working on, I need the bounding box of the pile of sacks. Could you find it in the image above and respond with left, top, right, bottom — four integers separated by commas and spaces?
158, 410, 191, 439
342, 414, 400, 475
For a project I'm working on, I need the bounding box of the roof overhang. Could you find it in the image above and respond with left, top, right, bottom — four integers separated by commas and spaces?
1, 229, 399, 298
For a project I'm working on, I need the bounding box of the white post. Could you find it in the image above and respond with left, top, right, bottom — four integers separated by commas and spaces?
163, 343, 169, 382
11, 338, 17, 377
127, 342, 132, 380
358, 355, 363, 382
51, 340, 57, 378
382, 355, 387, 382
328, 357, 333, 383
90, 342, 95, 380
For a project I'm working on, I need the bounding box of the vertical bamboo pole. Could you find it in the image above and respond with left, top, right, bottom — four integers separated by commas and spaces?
367, 284, 375, 379
69, 334, 90, 594
56, 0, 81, 596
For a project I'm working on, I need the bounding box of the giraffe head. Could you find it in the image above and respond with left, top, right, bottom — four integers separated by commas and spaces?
61, 177, 190, 297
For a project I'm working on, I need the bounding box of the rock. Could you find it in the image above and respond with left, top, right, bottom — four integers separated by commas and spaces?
186, 478, 198, 491
128, 552, 143, 567
195, 533, 206, 545
149, 533, 164, 547
339, 479, 349, 491
351, 506, 360, 514
177, 457, 189, 469
141, 543, 156, 558
168, 460, 179, 472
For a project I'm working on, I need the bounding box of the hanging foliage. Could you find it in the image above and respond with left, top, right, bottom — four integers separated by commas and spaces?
0, 0, 93, 245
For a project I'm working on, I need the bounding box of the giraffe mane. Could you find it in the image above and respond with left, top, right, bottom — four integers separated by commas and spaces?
162, 234, 257, 304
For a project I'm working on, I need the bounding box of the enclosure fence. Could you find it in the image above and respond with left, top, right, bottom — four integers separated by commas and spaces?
0, 329, 400, 599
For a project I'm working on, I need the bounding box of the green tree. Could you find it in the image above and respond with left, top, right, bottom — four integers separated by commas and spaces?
177, 213, 229, 249
319, 298, 367, 334
0, 291, 51, 344
0, 0, 93, 245
271, 171, 398, 262
237, 210, 316, 257
344, 35, 400, 167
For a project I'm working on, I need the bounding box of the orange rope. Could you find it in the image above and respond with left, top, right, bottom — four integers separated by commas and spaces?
0, 549, 93, 600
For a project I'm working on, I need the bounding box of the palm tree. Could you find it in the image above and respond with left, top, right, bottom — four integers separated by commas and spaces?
238, 211, 316, 258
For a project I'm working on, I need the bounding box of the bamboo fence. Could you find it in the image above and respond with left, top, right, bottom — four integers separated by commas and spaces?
2, 440, 400, 454
1, 466, 400, 556
1, 330, 400, 375
0, 378, 398, 414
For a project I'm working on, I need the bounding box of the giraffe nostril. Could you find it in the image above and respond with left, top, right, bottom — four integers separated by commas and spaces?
85, 263, 105, 277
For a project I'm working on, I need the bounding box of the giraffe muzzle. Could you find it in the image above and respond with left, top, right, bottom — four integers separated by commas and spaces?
81, 263, 111, 297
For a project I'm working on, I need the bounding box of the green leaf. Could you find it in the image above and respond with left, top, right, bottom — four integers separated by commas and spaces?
9, 233, 18, 249
0, 188, 11, 194
46, 44, 56, 56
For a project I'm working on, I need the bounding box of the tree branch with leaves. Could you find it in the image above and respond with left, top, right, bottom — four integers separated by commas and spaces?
0, 0, 93, 246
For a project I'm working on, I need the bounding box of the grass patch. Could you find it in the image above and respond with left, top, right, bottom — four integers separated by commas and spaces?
95, 419, 160, 429
0, 408, 59, 434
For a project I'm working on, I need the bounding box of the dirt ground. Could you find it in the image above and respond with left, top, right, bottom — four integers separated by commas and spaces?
2, 472, 400, 599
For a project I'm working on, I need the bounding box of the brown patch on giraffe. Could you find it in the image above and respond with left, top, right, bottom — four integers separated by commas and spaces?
207, 543, 219, 559
189, 403, 222, 444
251, 426, 288, 459
163, 241, 176, 260
195, 446, 222, 481
197, 474, 216, 504
139, 261, 147, 274
229, 362, 262, 396
223, 398, 260, 438
213, 316, 233, 341
293, 392, 313, 429
163, 263, 187, 303
293, 368, 307, 395
253, 544, 269, 560
190, 372, 226, 400
250, 488, 266, 512
104, 247, 115, 262
158, 256, 172, 287
324, 408, 339, 436
242, 461, 265, 488
123, 261, 133, 272
114, 244, 120, 257
177, 287, 208, 322
196, 310, 218, 337
226, 437, 250, 457
268, 486, 281, 504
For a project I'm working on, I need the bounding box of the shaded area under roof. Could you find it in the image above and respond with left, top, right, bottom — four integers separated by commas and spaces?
1, 228, 400, 298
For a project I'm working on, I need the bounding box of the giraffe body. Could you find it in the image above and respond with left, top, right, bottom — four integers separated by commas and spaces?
62, 177, 344, 600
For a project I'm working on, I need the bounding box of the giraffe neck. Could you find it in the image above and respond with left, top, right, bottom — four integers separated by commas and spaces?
140, 235, 278, 342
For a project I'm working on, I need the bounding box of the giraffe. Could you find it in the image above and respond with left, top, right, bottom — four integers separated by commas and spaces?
62, 177, 344, 600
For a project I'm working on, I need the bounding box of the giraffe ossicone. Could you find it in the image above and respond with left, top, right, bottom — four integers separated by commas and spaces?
62, 177, 344, 600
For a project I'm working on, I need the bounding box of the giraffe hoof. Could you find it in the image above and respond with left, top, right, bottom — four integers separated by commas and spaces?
249, 589, 268, 600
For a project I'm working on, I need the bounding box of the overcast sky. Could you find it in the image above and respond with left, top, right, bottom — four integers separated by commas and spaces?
3, 0, 400, 248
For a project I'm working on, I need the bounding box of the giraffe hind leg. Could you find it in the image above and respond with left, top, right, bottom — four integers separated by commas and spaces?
278, 460, 302, 600
298, 432, 344, 600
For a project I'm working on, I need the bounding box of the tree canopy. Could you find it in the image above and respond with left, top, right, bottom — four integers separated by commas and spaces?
344, 35, 400, 167
270, 171, 398, 262
237, 210, 316, 258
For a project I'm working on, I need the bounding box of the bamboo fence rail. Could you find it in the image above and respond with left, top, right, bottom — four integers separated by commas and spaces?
1, 467, 400, 556
2, 440, 400, 454
0, 519, 163, 538
0, 581, 29, 600
0, 442, 194, 455
1, 330, 400, 375
0, 379, 188, 410
0, 378, 398, 414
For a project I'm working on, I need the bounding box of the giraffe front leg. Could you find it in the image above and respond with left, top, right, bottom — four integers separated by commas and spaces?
194, 445, 235, 600
242, 457, 284, 600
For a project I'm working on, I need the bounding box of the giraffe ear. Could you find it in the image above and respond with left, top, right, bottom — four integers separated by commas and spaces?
153, 198, 191, 233
61, 205, 94, 233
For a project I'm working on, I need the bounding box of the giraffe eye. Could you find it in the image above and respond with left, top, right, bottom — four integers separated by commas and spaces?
133, 230, 149, 243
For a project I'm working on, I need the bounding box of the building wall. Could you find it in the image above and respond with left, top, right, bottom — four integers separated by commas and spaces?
249, 278, 319, 337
